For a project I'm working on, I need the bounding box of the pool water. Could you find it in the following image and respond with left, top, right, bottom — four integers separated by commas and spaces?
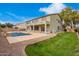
9, 32, 31, 37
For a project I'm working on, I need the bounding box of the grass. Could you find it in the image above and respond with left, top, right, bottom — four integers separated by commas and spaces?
25, 32, 79, 56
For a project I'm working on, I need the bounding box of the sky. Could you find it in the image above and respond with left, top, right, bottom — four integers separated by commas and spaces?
0, 3, 79, 24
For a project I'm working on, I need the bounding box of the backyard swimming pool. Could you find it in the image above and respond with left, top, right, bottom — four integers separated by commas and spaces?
9, 32, 31, 37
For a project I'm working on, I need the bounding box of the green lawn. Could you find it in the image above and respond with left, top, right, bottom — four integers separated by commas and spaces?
25, 32, 79, 56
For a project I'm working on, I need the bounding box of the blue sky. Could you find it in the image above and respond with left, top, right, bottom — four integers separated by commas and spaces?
0, 3, 79, 24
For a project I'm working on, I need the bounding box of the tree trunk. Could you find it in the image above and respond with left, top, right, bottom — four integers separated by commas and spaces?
71, 20, 74, 28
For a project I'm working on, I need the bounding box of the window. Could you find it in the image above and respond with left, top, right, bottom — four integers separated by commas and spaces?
58, 26, 60, 30
56, 19, 60, 23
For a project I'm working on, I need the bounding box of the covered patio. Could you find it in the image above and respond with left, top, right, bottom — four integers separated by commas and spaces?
26, 21, 50, 33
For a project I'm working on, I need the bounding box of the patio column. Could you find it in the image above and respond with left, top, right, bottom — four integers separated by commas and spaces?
45, 23, 47, 33
29, 26, 31, 31
39, 26, 41, 32
33, 25, 34, 31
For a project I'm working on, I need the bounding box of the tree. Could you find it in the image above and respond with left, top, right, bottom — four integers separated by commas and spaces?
0, 23, 2, 32
0, 24, 6, 28
0, 26, 1, 31
75, 12, 79, 21
5, 23, 14, 28
0, 23, 14, 28
60, 7, 78, 29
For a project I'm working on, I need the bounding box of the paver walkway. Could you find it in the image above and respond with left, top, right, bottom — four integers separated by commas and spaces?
0, 32, 57, 56
10, 33, 57, 56
0, 32, 12, 56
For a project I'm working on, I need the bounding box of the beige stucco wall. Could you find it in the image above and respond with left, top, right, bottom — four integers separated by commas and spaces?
46, 16, 51, 22
50, 14, 62, 33
32, 16, 50, 23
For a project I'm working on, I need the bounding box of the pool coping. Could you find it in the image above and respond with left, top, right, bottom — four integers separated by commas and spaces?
6, 31, 51, 44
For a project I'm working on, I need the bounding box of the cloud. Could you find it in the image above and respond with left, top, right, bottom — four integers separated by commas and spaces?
39, 3, 67, 14
0, 12, 26, 24
0, 20, 15, 24
24, 17, 37, 21
0, 12, 36, 24
0, 20, 5, 24
6, 12, 26, 20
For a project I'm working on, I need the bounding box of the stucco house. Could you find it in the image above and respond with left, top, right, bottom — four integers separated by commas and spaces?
14, 14, 63, 33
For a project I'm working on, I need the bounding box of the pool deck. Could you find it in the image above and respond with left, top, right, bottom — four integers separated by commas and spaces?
9, 32, 57, 56
0, 31, 57, 56
7, 32, 51, 43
